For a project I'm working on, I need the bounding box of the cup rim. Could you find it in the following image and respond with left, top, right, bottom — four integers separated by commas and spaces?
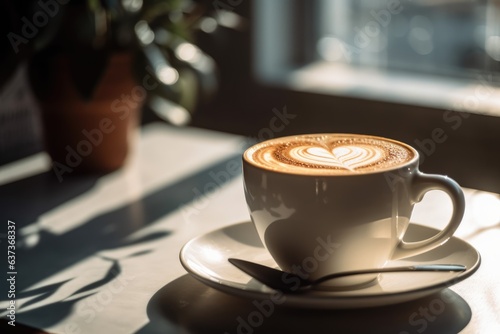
243, 133, 419, 176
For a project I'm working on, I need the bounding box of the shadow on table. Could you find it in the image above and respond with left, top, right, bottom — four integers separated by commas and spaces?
0, 153, 242, 329
139, 274, 472, 334
0, 170, 99, 226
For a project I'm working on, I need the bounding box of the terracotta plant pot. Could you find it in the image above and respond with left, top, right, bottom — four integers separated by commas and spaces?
32, 53, 141, 180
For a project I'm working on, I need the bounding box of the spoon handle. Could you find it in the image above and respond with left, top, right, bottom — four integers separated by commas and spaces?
314, 264, 466, 285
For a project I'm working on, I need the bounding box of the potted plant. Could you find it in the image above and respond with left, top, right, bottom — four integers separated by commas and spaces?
0, 0, 217, 179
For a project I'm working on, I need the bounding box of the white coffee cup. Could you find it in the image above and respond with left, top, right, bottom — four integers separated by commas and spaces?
243, 134, 465, 288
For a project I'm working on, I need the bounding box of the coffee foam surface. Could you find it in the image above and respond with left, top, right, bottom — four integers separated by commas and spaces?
244, 134, 415, 175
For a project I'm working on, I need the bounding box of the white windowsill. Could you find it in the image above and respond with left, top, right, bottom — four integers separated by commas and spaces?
263, 61, 500, 117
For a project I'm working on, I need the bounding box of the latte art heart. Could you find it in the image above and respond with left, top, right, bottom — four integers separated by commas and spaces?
290, 145, 385, 171
244, 134, 415, 175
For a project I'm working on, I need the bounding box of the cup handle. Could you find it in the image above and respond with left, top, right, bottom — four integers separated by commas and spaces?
392, 172, 465, 259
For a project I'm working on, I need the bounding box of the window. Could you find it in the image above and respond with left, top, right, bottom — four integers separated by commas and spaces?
254, 0, 500, 115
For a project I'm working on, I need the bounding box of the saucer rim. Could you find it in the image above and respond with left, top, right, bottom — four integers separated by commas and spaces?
179, 221, 481, 308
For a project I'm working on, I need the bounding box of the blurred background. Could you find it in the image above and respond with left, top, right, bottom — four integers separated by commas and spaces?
0, 0, 499, 192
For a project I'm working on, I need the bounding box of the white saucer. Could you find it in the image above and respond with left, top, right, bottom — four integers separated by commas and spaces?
179, 222, 480, 309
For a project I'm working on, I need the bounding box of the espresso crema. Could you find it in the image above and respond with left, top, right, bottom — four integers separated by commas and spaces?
244, 134, 415, 175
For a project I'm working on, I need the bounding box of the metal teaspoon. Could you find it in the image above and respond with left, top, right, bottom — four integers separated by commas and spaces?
228, 258, 466, 293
